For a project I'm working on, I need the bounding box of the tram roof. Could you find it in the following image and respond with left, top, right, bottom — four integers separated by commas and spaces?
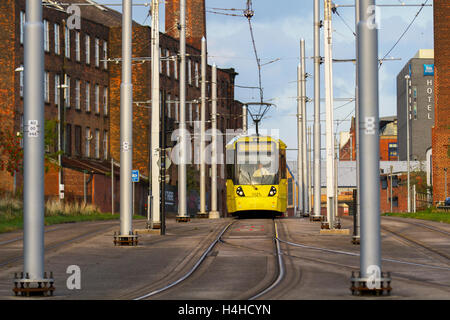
226, 134, 286, 150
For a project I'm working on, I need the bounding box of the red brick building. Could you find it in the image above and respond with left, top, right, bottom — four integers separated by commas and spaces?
432, 2, 450, 203
0, 0, 243, 215
340, 116, 398, 161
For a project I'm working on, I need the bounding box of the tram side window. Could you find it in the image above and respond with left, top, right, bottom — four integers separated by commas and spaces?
279, 150, 286, 179
226, 164, 234, 181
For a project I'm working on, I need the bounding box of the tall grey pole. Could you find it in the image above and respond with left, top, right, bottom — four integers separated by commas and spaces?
297, 63, 304, 215
210, 64, 220, 219
405, 75, 411, 212
198, 37, 207, 217
312, 0, 322, 220
445, 168, 448, 200
151, 0, 161, 228
120, 0, 133, 235
23, 0, 45, 282
324, 0, 335, 229
111, 158, 114, 214
301, 39, 309, 215
177, 0, 189, 221
308, 126, 313, 212
353, 0, 361, 244
357, 0, 384, 282
242, 105, 248, 133
390, 165, 393, 213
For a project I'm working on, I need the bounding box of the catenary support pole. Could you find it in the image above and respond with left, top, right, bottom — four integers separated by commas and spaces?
119, 0, 134, 236
312, 0, 322, 220
242, 105, 248, 133
198, 37, 207, 217
297, 62, 304, 215
405, 75, 411, 213
324, 0, 335, 229
301, 39, 309, 215
353, 0, 361, 244
151, 0, 161, 228
210, 64, 220, 219
353, 0, 390, 293
111, 158, 114, 214
23, 0, 45, 283
177, 0, 189, 222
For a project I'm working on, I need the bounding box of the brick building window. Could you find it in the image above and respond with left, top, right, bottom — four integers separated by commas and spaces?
103, 87, 108, 115
75, 80, 81, 110
166, 49, 170, 77
188, 59, 192, 85
55, 74, 60, 105
175, 97, 179, 121
64, 75, 71, 108
85, 127, 91, 157
95, 38, 100, 67
44, 72, 49, 103
20, 11, 25, 44
54, 23, 60, 55
103, 41, 108, 69
95, 129, 100, 159
159, 47, 162, 74
65, 26, 70, 59
19, 66, 24, 97
74, 125, 82, 156
44, 20, 50, 52
85, 35, 90, 65
85, 81, 90, 112
103, 130, 108, 160
75, 31, 80, 62
195, 62, 199, 87
174, 55, 178, 79
66, 124, 72, 156
167, 94, 171, 118
95, 84, 100, 114
188, 102, 192, 123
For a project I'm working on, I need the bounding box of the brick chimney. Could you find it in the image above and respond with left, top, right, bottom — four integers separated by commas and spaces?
165, 0, 206, 50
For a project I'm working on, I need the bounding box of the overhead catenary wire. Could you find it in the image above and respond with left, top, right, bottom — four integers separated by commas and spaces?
379, 0, 430, 68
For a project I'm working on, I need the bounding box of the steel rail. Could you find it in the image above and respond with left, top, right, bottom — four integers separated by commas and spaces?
133, 222, 235, 300
248, 221, 285, 300
276, 237, 450, 271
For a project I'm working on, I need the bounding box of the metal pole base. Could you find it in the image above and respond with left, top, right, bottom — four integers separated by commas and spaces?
350, 271, 392, 296
310, 215, 323, 222
113, 232, 139, 246
151, 222, 161, 230
334, 217, 341, 229
196, 212, 209, 219
13, 272, 55, 297
351, 235, 360, 245
209, 211, 220, 219
176, 216, 191, 222
321, 221, 330, 229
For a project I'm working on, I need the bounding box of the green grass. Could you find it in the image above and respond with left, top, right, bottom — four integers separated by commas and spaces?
0, 197, 145, 234
382, 208, 450, 224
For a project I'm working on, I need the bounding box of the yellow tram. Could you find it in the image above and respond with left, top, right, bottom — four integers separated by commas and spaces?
226, 134, 287, 216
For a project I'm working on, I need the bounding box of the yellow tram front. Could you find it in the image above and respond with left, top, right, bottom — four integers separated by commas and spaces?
226, 135, 287, 216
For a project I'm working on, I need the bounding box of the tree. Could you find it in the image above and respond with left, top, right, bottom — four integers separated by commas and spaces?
0, 119, 61, 175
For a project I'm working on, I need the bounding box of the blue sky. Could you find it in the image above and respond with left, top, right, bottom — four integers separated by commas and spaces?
97, 0, 434, 160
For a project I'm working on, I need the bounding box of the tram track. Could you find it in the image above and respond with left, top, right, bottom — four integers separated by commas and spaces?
132, 218, 286, 300
0, 221, 120, 268
274, 219, 450, 293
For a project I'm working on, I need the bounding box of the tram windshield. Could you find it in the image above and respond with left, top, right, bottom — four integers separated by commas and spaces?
236, 163, 279, 185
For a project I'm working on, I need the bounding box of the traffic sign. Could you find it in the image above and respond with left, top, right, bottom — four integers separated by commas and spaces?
132, 170, 139, 182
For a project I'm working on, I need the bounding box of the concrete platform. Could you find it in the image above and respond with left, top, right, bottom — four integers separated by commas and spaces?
320, 228, 351, 235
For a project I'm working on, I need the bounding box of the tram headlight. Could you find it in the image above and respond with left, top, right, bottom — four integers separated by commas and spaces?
236, 186, 245, 197
268, 186, 277, 197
